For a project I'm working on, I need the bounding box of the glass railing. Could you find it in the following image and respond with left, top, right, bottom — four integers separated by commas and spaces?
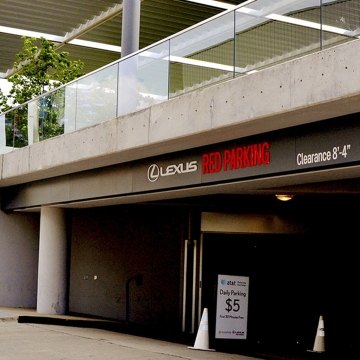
1, 0, 359, 153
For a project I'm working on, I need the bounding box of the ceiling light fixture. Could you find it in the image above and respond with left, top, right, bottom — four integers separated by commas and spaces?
275, 194, 294, 202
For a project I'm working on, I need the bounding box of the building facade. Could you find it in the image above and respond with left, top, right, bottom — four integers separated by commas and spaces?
1, 1, 360, 358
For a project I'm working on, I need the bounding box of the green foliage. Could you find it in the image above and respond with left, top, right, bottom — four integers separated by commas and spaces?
0, 36, 85, 147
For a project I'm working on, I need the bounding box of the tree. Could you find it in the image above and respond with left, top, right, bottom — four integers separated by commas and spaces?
0, 36, 85, 146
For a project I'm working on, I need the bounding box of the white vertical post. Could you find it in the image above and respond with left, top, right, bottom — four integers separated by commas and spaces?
0, 113, 6, 151
182, 239, 189, 332
28, 99, 39, 144
37, 207, 67, 314
198, 234, 204, 326
191, 239, 197, 333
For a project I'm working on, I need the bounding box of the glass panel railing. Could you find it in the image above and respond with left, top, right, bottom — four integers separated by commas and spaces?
321, 0, 360, 49
75, 63, 118, 130
137, 41, 170, 110
2, 0, 360, 155
38, 88, 66, 141
4, 104, 28, 148
0, 113, 15, 153
25, 88, 66, 144
235, 0, 322, 75
117, 41, 170, 117
117, 54, 140, 117
64, 81, 77, 133
169, 11, 235, 97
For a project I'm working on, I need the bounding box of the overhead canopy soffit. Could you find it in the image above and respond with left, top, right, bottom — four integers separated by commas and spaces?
1, 0, 359, 80
0, 0, 244, 77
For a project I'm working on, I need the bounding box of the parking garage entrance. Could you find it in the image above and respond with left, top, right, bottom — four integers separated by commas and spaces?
197, 211, 358, 358
201, 232, 320, 356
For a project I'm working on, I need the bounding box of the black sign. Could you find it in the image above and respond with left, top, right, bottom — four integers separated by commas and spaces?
133, 115, 360, 192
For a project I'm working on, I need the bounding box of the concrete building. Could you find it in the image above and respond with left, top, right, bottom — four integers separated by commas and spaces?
1, 1, 359, 358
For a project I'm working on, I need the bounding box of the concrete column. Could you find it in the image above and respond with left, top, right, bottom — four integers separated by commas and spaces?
121, 0, 141, 57
37, 207, 67, 314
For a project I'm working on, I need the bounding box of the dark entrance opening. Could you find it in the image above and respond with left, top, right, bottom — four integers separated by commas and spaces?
201, 232, 357, 359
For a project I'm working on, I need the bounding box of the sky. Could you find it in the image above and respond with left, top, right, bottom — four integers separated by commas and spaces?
0, 79, 11, 95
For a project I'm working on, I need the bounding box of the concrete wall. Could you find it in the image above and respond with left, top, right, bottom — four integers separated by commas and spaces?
69, 206, 186, 331
0, 206, 39, 307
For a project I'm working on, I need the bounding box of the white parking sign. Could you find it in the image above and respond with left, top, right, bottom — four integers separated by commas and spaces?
215, 274, 249, 339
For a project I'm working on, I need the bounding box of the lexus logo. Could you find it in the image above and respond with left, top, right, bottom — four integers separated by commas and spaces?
147, 161, 198, 182
147, 164, 160, 182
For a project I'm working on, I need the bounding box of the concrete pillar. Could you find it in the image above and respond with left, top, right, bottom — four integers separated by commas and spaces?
121, 0, 141, 57
37, 207, 67, 314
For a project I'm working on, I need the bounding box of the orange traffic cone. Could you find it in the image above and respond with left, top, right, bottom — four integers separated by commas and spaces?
188, 308, 215, 351
309, 315, 325, 353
